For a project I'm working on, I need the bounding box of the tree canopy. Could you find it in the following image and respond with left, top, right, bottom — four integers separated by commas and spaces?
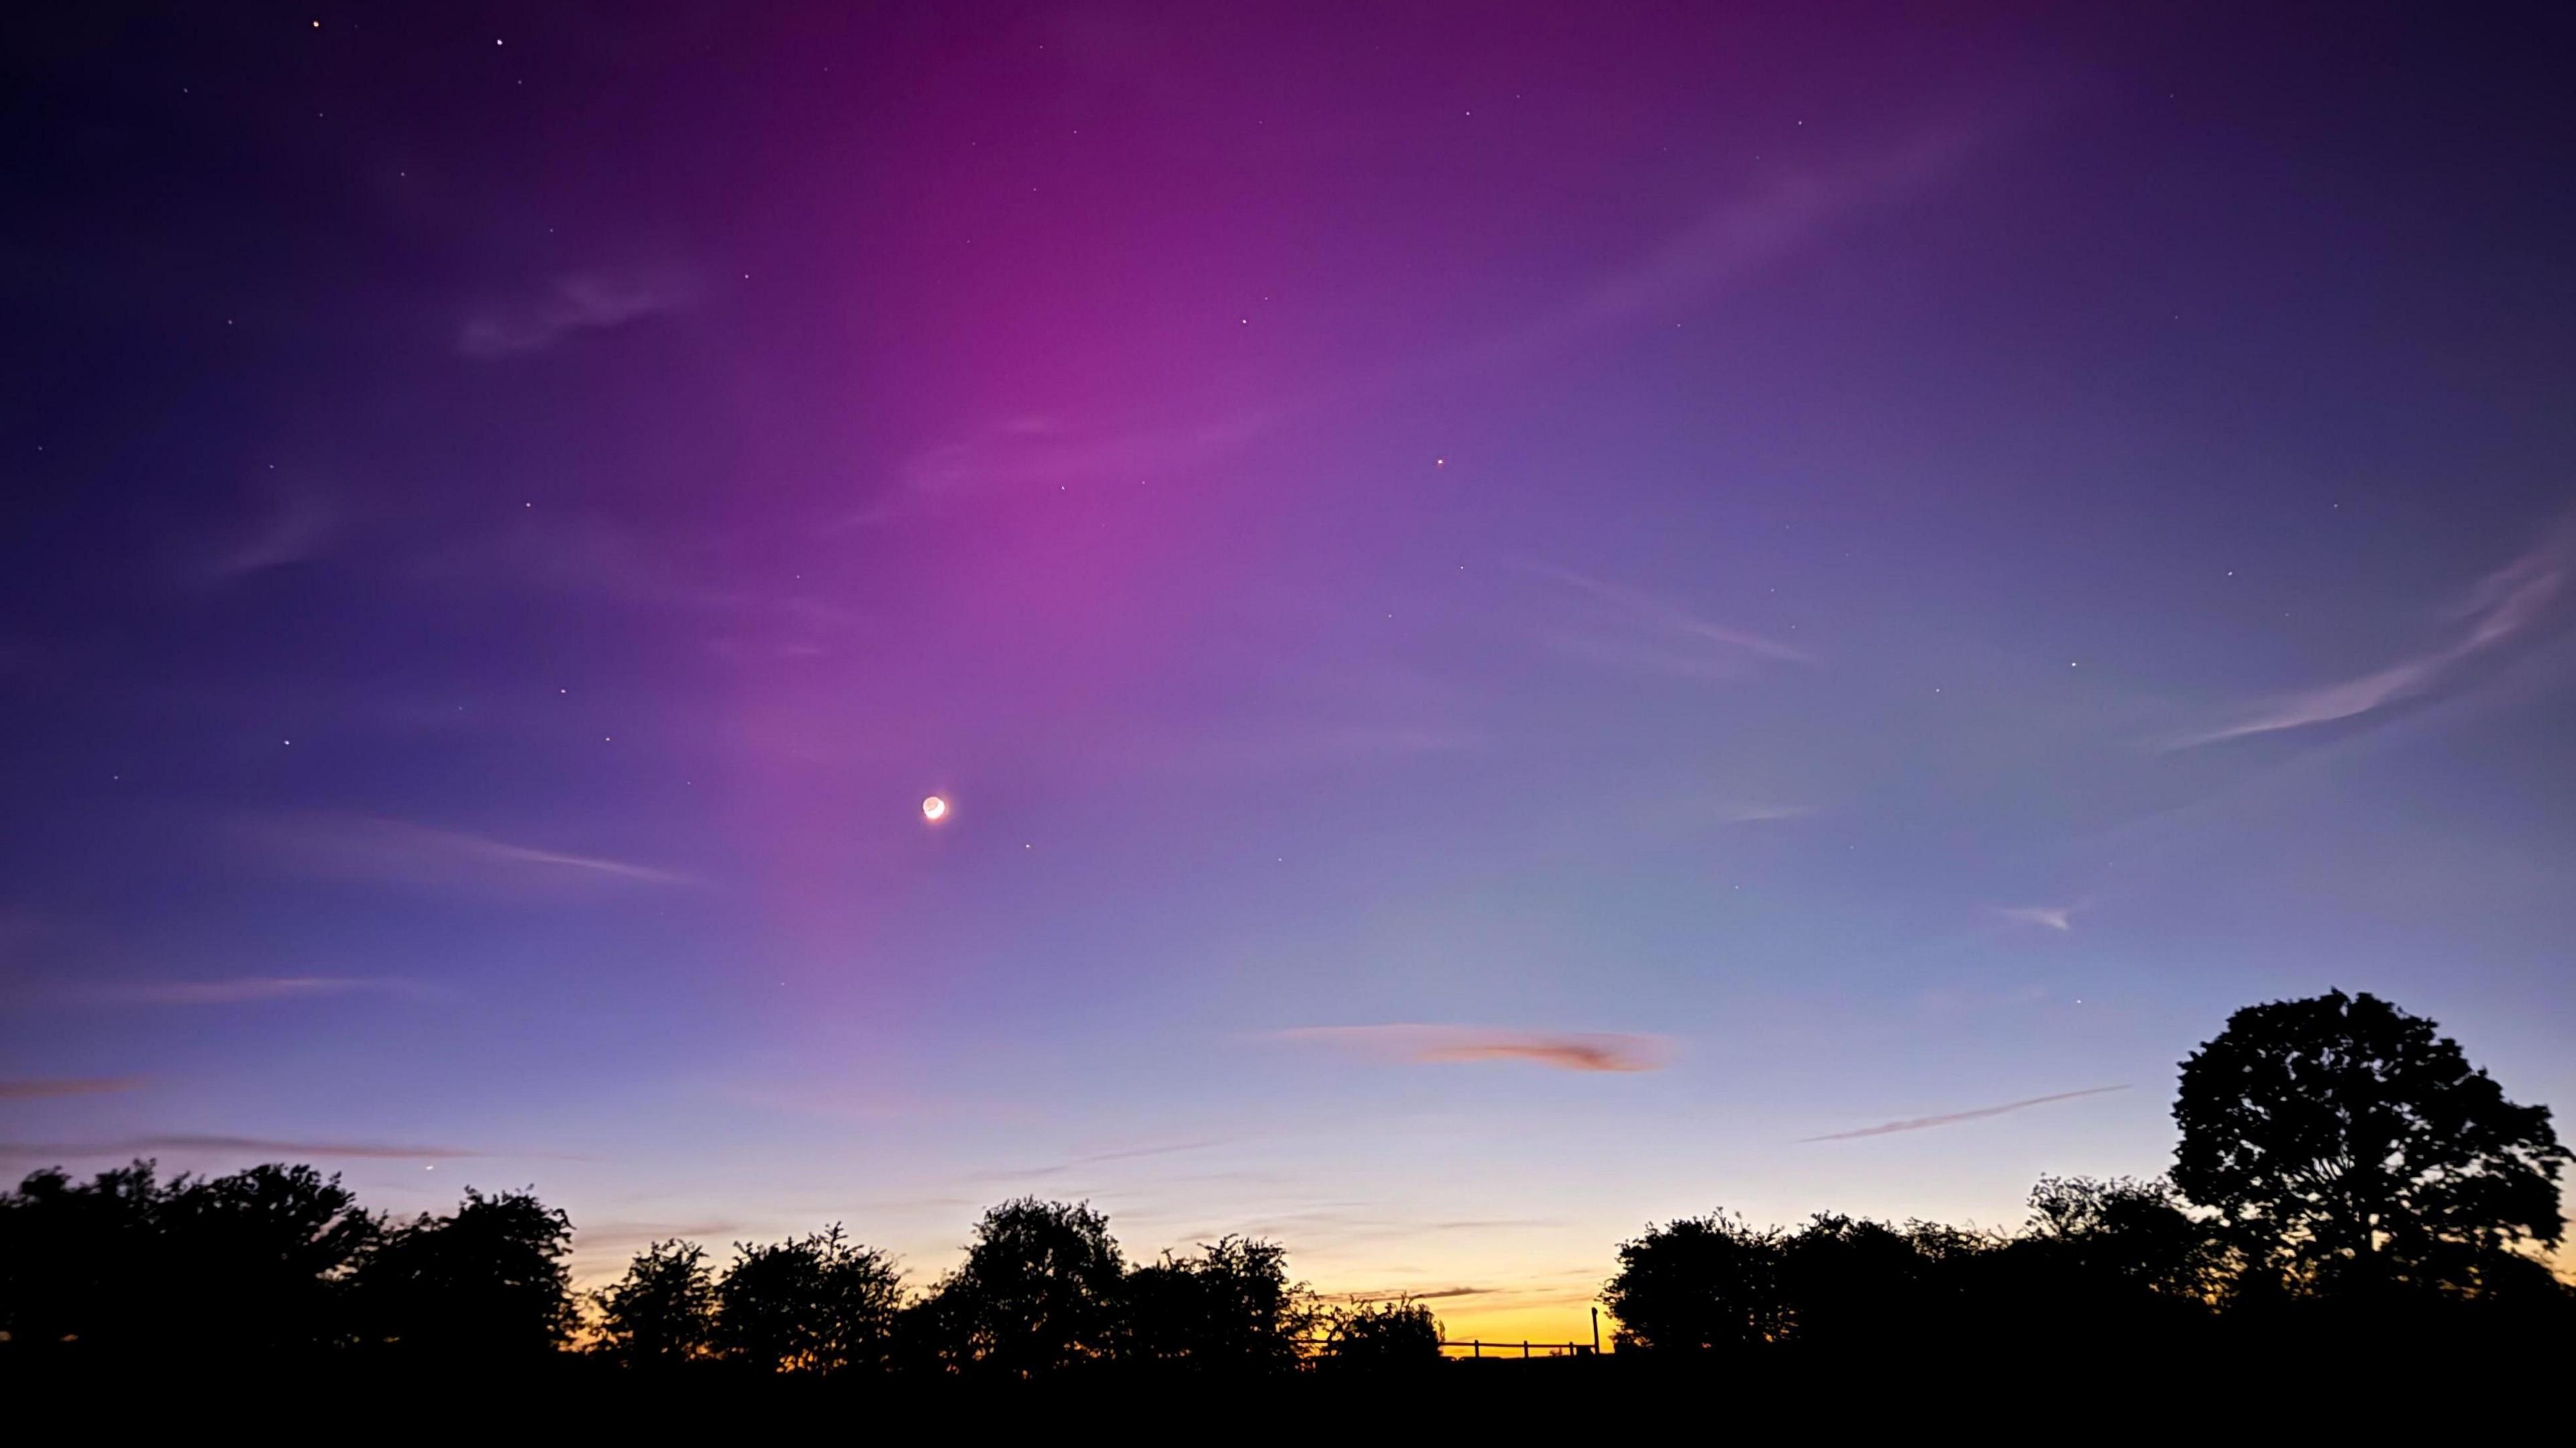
916, 1196, 1127, 1376
2172, 989, 2569, 1298
713, 1225, 902, 1373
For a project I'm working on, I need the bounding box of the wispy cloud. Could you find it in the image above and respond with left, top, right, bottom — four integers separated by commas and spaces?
1277, 1025, 1670, 1073
204, 489, 335, 580
458, 270, 691, 358
2169, 522, 2572, 748
576, 1219, 743, 1249
1169, 724, 1484, 773
413, 512, 857, 620
1479, 124, 1983, 369
0, 1077, 145, 1101
863, 405, 1285, 524
855, 122, 1993, 522
1992, 904, 2078, 933
237, 812, 702, 893
971, 1138, 1231, 1182
0, 1135, 485, 1160
1721, 803, 1814, 824
1330, 1284, 1494, 1302
76, 977, 431, 1007
1524, 563, 1811, 679
1801, 1084, 2129, 1141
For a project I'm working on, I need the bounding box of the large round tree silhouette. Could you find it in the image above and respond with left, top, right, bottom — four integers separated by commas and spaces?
2173, 990, 2568, 1298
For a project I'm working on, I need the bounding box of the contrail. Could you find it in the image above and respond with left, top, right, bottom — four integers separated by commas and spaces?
1801, 1084, 2129, 1141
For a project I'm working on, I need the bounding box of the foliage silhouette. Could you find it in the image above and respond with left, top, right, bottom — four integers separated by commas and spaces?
592, 1239, 716, 1368
1602, 1210, 1786, 1352
915, 1197, 1126, 1376
712, 1225, 901, 1374
351, 1186, 576, 1357
3, 991, 2568, 1384
1773, 1213, 1944, 1345
2017, 1174, 2222, 1305
2173, 989, 2569, 1300
1124, 1235, 1314, 1373
0, 1160, 377, 1357
1318, 1296, 1444, 1371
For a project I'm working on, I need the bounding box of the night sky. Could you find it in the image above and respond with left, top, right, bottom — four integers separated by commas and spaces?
5, 3, 2573, 1333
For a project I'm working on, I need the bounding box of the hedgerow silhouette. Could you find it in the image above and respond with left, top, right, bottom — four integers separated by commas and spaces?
2, 992, 2566, 1375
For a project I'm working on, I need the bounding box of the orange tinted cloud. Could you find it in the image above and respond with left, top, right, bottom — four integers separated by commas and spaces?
1277, 1025, 1669, 1072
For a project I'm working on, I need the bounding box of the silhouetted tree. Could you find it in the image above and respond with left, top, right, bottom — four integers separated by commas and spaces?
2173, 990, 2569, 1300
0, 1160, 378, 1357
1602, 1211, 1785, 1352
1123, 1235, 1312, 1373
915, 1198, 1124, 1376
2021, 1175, 2220, 1302
162, 1162, 382, 1355
1775, 1213, 1939, 1345
1318, 1296, 1442, 1371
593, 1239, 716, 1368
1, 1162, 176, 1352
713, 1225, 902, 1373
352, 1186, 575, 1357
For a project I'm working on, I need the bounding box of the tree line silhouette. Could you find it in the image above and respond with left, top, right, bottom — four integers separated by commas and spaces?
2, 991, 2566, 1380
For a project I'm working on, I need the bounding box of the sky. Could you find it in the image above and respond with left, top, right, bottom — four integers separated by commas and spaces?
4, 3, 2574, 1339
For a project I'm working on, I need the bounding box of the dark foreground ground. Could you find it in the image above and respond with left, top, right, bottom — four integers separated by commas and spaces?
8, 1337, 2559, 1437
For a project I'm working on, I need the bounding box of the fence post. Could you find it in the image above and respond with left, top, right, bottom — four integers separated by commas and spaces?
1592, 1306, 1601, 1354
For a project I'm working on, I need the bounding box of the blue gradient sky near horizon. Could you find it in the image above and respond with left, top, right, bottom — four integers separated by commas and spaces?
4, 3, 2573, 1328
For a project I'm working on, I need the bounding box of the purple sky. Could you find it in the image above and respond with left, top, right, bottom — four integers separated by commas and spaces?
5, 3, 2573, 1331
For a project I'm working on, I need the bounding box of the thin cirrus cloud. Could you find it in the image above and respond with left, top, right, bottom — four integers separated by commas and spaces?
1475, 121, 1987, 373
0, 1135, 484, 1160
1721, 802, 1815, 824
457, 270, 692, 359
1277, 1025, 1671, 1073
203, 489, 335, 581
853, 122, 1992, 527
2167, 522, 2571, 748
236, 812, 702, 893
0, 1076, 145, 1101
970, 1137, 1233, 1182
1331, 1285, 1494, 1303
76, 977, 431, 1007
1992, 904, 2078, 932
1523, 563, 1813, 679
1800, 1084, 2129, 1141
